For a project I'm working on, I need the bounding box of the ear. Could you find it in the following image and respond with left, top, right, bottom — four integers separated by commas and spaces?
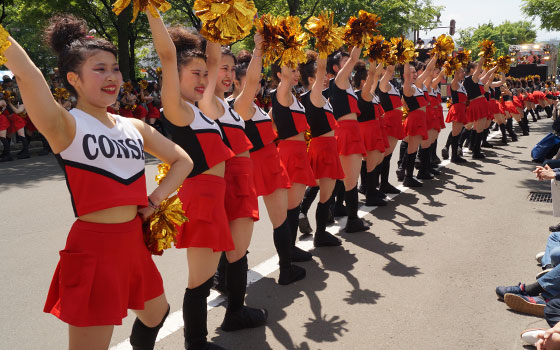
67, 72, 79, 89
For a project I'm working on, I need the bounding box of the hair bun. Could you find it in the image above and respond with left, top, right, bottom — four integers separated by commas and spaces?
168, 26, 201, 53
354, 59, 366, 72
305, 50, 318, 64
236, 50, 252, 65
45, 14, 88, 55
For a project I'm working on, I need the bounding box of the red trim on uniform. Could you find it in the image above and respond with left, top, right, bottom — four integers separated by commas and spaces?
377, 117, 390, 148
196, 133, 235, 170
176, 174, 234, 251
222, 126, 253, 155
224, 157, 259, 222
446, 103, 468, 124
359, 119, 387, 153
389, 94, 402, 109
308, 136, 345, 180
348, 95, 360, 116
254, 120, 278, 147
44, 216, 164, 326
325, 111, 338, 132
277, 139, 316, 187
382, 109, 405, 140
250, 142, 291, 196
335, 120, 367, 156
403, 109, 428, 140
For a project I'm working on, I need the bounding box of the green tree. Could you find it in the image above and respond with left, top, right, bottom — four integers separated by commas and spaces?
456, 21, 537, 58
522, 0, 560, 31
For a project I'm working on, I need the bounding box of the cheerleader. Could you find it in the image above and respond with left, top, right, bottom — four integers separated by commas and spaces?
146, 82, 162, 126
147, 13, 237, 349
353, 60, 388, 205
197, 37, 267, 331
442, 65, 468, 163
376, 64, 405, 194
270, 59, 317, 258
299, 50, 344, 246
0, 98, 11, 161
487, 73, 507, 144
399, 56, 436, 187
6, 100, 30, 159
229, 43, 306, 286
5, 14, 192, 350
500, 85, 520, 140
326, 47, 370, 231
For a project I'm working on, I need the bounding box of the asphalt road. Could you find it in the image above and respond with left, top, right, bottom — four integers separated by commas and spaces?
1, 114, 555, 350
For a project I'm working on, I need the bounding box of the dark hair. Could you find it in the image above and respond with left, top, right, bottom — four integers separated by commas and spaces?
271, 62, 281, 83
167, 26, 206, 71
233, 50, 252, 81
327, 50, 349, 75
352, 60, 367, 89
466, 62, 477, 74
414, 61, 426, 73
44, 14, 117, 96
221, 46, 236, 64
299, 50, 318, 88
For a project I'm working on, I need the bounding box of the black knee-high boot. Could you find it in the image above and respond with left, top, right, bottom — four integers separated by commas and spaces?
221, 253, 267, 332
16, 135, 30, 159
431, 139, 441, 166
396, 141, 408, 181
416, 147, 433, 180
403, 152, 422, 187
344, 186, 369, 233
130, 305, 170, 350
0, 136, 11, 161
314, 201, 341, 247
472, 132, 485, 159
183, 278, 223, 350
499, 124, 507, 144
365, 166, 387, 206
506, 118, 518, 141
481, 128, 493, 148
287, 206, 312, 262
450, 135, 466, 163
379, 154, 400, 194
332, 180, 347, 217
458, 128, 468, 148
273, 219, 306, 285
213, 253, 228, 294
545, 105, 553, 118
298, 186, 318, 235
358, 160, 367, 194
466, 129, 476, 151
441, 131, 452, 160
529, 108, 537, 121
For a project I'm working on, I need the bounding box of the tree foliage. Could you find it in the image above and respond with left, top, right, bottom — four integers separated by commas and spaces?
456, 21, 537, 58
522, 0, 560, 32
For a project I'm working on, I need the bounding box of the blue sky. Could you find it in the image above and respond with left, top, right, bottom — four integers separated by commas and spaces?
422, 0, 560, 43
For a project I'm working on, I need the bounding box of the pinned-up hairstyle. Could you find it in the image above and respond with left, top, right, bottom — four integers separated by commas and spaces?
167, 26, 206, 72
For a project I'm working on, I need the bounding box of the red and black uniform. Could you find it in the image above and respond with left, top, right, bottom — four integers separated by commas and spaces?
426, 86, 443, 131
133, 104, 148, 120
329, 79, 366, 156
147, 102, 161, 120
464, 75, 488, 121
377, 82, 405, 139
167, 101, 235, 251
0, 108, 9, 131
301, 90, 344, 180
44, 108, 163, 327
488, 86, 504, 116
502, 94, 518, 115
357, 90, 387, 153
403, 84, 429, 140
435, 87, 445, 130
446, 83, 468, 124
372, 94, 390, 149
216, 97, 259, 222
272, 91, 316, 187
7, 112, 26, 133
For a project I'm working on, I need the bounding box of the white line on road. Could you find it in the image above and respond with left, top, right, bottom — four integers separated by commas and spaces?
111, 131, 498, 349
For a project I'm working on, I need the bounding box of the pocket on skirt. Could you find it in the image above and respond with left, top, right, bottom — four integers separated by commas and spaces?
232, 174, 250, 197
58, 250, 97, 314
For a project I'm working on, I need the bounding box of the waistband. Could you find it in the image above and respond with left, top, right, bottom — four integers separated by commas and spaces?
185, 173, 226, 185
72, 215, 142, 233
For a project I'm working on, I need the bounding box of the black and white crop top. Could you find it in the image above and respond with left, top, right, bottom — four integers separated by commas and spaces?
301, 91, 337, 138
357, 90, 375, 122
329, 78, 360, 119
271, 91, 309, 140
464, 76, 486, 100
377, 82, 403, 112
216, 97, 253, 155
56, 108, 148, 217
227, 97, 278, 152
403, 85, 428, 111
167, 102, 234, 178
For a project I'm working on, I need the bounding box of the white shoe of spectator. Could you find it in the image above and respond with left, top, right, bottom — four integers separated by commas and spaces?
536, 251, 545, 265
521, 328, 546, 346
536, 268, 553, 279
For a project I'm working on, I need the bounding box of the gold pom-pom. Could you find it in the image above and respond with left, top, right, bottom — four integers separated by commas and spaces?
455, 50, 471, 67
123, 81, 134, 92
364, 35, 392, 63
430, 34, 454, 59
443, 57, 462, 76
112, 0, 172, 23
0, 25, 11, 66
483, 58, 496, 71
139, 80, 149, 90
305, 11, 345, 59
53, 87, 70, 101
387, 37, 417, 65
156, 67, 162, 75
155, 163, 171, 185
436, 55, 449, 69
143, 194, 188, 255
255, 15, 309, 68
194, 0, 257, 45
402, 107, 409, 121
496, 55, 512, 74
478, 39, 496, 62
304, 129, 312, 150
2, 90, 15, 102
344, 10, 381, 48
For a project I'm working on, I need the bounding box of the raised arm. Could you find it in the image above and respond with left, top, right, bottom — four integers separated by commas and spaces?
415, 56, 436, 89
451, 70, 461, 90
309, 57, 327, 108
198, 41, 223, 120
335, 46, 361, 90
7, 101, 25, 114
430, 69, 445, 89
146, 11, 194, 127
403, 63, 414, 97
3, 34, 73, 153
379, 64, 395, 93
234, 33, 264, 120
360, 62, 377, 102
490, 72, 506, 88
472, 57, 484, 83
480, 66, 498, 85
